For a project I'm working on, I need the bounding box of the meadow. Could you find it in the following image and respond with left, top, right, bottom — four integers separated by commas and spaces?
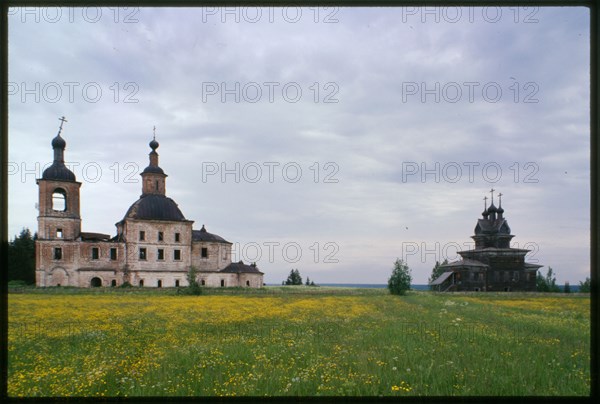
7, 287, 590, 397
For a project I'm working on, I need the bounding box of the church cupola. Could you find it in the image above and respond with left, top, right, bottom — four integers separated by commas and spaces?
42, 116, 76, 182
482, 196, 489, 218
140, 127, 168, 196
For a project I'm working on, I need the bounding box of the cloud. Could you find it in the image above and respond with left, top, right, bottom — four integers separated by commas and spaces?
8, 6, 590, 284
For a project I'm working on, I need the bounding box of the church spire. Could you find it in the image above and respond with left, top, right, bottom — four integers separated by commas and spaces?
497, 192, 504, 219
140, 127, 167, 196
482, 196, 489, 218
51, 116, 68, 163
487, 188, 497, 221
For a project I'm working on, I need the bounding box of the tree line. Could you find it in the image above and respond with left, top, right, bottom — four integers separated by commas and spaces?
5, 227, 593, 294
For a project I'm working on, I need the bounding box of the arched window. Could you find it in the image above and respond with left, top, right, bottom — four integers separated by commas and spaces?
52, 188, 67, 211
90, 277, 102, 287
111, 280, 117, 287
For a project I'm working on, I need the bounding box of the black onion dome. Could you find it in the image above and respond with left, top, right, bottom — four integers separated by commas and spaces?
42, 163, 76, 181
149, 138, 159, 151
124, 194, 186, 221
142, 165, 165, 174
487, 203, 497, 213
51, 134, 66, 149
482, 208, 489, 217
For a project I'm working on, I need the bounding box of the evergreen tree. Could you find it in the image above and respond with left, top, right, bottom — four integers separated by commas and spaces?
428, 259, 448, 290
563, 282, 571, 293
285, 269, 303, 285
579, 277, 591, 293
305, 276, 310, 286
8, 228, 36, 284
185, 266, 202, 295
388, 258, 412, 296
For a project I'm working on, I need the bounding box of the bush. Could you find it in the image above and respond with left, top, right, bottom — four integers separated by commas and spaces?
119, 281, 132, 288
8, 280, 29, 288
388, 258, 412, 296
537, 267, 560, 292
579, 277, 591, 293
185, 266, 202, 295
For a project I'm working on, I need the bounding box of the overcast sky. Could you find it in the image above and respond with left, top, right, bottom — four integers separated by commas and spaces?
8, 6, 590, 284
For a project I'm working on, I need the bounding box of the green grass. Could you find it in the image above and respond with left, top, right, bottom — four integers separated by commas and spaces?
7, 288, 590, 397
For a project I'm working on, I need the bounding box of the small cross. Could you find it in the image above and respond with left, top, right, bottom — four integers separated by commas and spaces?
57, 116, 67, 135
153, 126, 156, 140
498, 192, 503, 205
490, 188, 495, 204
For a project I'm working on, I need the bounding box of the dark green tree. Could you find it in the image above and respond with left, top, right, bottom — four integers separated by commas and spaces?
428, 259, 448, 290
388, 258, 412, 296
285, 269, 303, 285
536, 267, 560, 292
8, 228, 36, 284
305, 276, 310, 286
579, 277, 591, 293
563, 282, 571, 293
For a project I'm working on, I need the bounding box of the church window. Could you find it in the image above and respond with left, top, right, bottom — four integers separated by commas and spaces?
494, 271, 500, 282
139, 231, 145, 241
56, 228, 63, 238
157, 280, 162, 288
139, 279, 144, 287
110, 248, 117, 260
139, 248, 147, 260
155, 180, 159, 191
158, 231, 163, 241
221, 279, 225, 287
201, 279, 206, 286
513, 271, 519, 282
246, 280, 250, 287
53, 247, 62, 260
157, 248, 164, 260
175, 233, 180, 242
175, 280, 180, 287
92, 247, 99, 260
174, 249, 181, 260
111, 280, 117, 287
503, 271, 510, 282
51, 188, 67, 211
201, 247, 208, 258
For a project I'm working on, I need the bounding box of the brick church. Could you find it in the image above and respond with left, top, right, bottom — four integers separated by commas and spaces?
429, 190, 542, 292
35, 117, 264, 288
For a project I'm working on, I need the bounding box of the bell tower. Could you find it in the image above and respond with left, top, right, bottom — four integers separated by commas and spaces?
36, 116, 82, 240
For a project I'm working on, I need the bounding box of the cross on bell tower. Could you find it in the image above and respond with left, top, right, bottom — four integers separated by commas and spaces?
57, 116, 67, 135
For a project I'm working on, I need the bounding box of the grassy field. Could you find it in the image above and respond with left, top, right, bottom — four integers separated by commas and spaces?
7, 287, 590, 397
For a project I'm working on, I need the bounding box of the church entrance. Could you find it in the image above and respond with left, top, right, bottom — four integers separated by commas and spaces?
90, 277, 102, 287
